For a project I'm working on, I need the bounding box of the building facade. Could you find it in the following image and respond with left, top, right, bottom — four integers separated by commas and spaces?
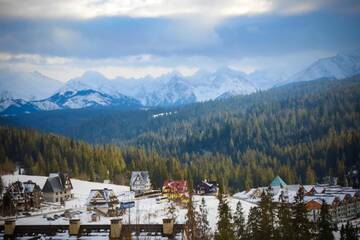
234, 176, 360, 223
42, 173, 73, 203
0, 180, 43, 215
86, 188, 120, 217
130, 171, 151, 195
162, 180, 188, 203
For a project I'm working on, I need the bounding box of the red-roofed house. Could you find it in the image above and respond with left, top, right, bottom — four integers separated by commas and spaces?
162, 180, 188, 203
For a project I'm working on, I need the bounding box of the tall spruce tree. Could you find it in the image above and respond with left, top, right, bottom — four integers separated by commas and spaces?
292, 186, 314, 240
277, 190, 294, 240
317, 201, 334, 240
233, 200, 246, 239
185, 184, 200, 240
0, 176, 3, 195
245, 206, 261, 240
344, 222, 357, 240
258, 187, 276, 240
215, 187, 236, 240
340, 225, 346, 240
199, 197, 211, 240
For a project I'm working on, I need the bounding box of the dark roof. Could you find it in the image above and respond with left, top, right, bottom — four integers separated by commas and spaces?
42, 176, 64, 193
130, 171, 150, 186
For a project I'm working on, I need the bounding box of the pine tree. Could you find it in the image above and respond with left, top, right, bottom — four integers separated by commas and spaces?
0, 176, 3, 195
258, 187, 276, 240
245, 206, 261, 240
215, 187, 235, 240
24, 154, 34, 175
292, 186, 314, 240
277, 190, 294, 240
185, 185, 200, 240
343, 222, 357, 240
340, 225, 345, 240
317, 201, 334, 240
199, 197, 211, 240
233, 200, 246, 239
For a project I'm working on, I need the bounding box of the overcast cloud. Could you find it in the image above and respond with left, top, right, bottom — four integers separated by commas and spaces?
0, 0, 359, 80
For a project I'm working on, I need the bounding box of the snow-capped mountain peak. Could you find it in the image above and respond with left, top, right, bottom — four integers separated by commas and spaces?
285, 50, 360, 83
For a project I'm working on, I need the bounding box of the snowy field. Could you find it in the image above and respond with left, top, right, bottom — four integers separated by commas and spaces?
1, 174, 254, 233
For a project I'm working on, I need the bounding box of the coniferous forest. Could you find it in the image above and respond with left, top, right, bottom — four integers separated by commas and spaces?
1, 76, 360, 192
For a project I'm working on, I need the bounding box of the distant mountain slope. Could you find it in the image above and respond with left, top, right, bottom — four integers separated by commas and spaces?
0, 69, 62, 100
0, 89, 142, 116
2, 75, 360, 145
285, 50, 360, 83
1, 49, 359, 115
2, 76, 359, 190
59, 68, 257, 107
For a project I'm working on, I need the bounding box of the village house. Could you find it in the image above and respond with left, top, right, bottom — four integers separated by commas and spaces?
195, 180, 219, 195
42, 173, 73, 203
0, 180, 43, 215
130, 171, 151, 195
86, 188, 120, 217
234, 176, 360, 223
162, 180, 188, 203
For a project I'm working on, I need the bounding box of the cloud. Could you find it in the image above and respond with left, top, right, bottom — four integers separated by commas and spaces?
0, 52, 72, 65
0, 0, 359, 81
0, 0, 271, 19
1, 0, 358, 20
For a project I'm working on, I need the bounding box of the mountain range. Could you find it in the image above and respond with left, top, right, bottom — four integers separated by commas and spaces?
1, 50, 360, 115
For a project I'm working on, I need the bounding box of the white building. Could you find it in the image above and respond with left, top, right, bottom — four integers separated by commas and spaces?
130, 171, 151, 195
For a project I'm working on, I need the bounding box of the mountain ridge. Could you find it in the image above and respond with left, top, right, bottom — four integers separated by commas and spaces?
1, 50, 360, 115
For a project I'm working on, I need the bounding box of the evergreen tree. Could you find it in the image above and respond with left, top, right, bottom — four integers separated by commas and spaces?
344, 222, 357, 240
258, 187, 276, 240
292, 186, 314, 240
199, 197, 211, 240
340, 225, 346, 240
0, 176, 3, 195
233, 200, 246, 239
24, 154, 34, 175
317, 201, 334, 240
245, 206, 261, 240
185, 184, 200, 240
215, 187, 235, 240
277, 191, 294, 240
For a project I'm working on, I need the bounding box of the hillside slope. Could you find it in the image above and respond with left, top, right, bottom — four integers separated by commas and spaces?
1, 76, 360, 190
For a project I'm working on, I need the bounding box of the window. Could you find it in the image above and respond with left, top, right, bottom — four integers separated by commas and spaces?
56, 198, 58, 202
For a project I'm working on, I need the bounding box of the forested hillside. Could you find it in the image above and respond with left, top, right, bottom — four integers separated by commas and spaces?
0, 126, 188, 188
1, 76, 360, 191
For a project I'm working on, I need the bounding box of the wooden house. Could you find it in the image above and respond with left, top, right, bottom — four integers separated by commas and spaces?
42, 173, 73, 203
162, 180, 188, 203
4, 180, 43, 212
195, 180, 219, 195
130, 171, 151, 195
86, 188, 120, 217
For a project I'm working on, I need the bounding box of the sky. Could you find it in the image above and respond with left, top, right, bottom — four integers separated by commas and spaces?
0, 0, 360, 81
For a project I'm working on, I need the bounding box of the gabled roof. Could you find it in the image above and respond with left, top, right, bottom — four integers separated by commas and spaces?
42, 176, 64, 193
271, 176, 287, 187
8, 180, 41, 194
86, 188, 118, 205
130, 171, 150, 186
163, 180, 188, 193
42, 173, 73, 193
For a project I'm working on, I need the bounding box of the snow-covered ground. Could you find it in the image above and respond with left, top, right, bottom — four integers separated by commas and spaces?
1, 174, 254, 233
